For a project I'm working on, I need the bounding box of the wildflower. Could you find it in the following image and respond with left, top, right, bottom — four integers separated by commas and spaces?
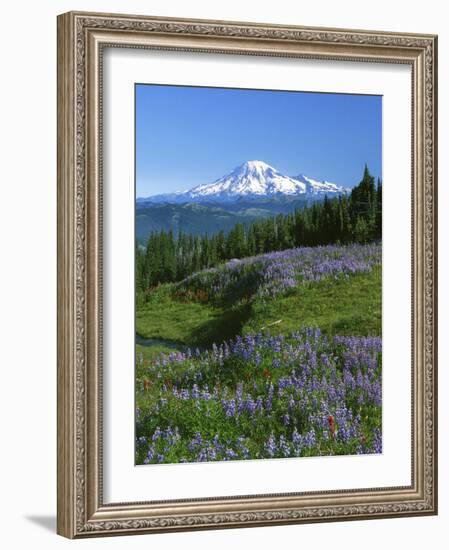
328, 415, 336, 438
265, 434, 277, 458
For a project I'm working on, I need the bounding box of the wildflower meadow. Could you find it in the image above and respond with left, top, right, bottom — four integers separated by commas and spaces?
135, 243, 382, 465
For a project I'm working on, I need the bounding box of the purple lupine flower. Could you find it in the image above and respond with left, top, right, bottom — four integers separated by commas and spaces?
265, 434, 277, 458
152, 427, 162, 442
372, 428, 382, 454
279, 435, 291, 457
225, 448, 238, 460
292, 428, 303, 456
303, 429, 316, 449
144, 444, 155, 464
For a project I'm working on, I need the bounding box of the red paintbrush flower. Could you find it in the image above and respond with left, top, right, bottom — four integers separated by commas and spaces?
328, 415, 336, 438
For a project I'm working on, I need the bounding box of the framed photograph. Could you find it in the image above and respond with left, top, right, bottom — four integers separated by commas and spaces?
57, 11, 438, 538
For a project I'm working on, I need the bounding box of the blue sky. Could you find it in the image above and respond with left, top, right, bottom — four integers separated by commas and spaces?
136, 84, 382, 197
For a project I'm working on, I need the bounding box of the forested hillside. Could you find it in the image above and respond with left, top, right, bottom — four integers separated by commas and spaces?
136, 165, 381, 292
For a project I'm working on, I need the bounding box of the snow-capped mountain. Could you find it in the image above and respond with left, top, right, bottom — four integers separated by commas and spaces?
188, 161, 309, 200
137, 160, 349, 205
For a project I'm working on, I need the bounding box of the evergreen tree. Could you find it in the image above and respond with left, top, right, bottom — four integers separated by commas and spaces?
375, 177, 382, 239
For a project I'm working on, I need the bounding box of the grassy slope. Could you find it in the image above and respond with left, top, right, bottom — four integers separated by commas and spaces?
245, 265, 381, 337
136, 266, 381, 352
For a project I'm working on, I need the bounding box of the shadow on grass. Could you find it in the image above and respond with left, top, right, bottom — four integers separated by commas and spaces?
190, 303, 252, 348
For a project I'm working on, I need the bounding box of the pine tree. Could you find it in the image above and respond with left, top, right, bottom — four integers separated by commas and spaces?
354, 216, 369, 243
375, 177, 382, 239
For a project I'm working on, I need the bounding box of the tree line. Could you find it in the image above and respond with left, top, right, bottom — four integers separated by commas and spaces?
136, 165, 381, 292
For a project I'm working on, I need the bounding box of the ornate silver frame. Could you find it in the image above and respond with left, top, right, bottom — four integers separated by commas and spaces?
57, 11, 438, 538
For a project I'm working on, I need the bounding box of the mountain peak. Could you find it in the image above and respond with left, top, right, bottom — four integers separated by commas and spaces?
227, 160, 278, 182
237, 160, 275, 171
192, 159, 301, 199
